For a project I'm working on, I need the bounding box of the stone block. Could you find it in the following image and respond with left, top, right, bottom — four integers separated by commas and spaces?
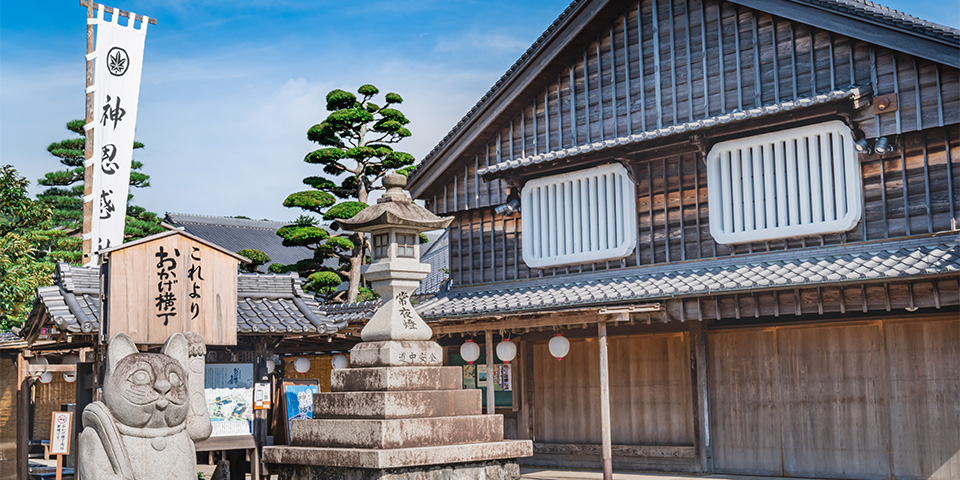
264, 440, 533, 469
349, 341, 443, 368
277, 459, 521, 480
313, 390, 481, 419
331, 366, 463, 392
291, 415, 504, 448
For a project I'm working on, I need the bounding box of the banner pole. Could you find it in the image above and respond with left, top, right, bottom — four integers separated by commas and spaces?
82, 0, 95, 264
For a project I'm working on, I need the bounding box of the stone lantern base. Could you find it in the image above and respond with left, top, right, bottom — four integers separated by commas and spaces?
262, 340, 532, 479
276, 458, 521, 480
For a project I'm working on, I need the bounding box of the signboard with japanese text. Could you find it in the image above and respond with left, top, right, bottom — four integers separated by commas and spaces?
205, 363, 253, 437
50, 411, 73, 455
254, 382, 271, 410
105, 231, 239, 346
86, 5, 151, 257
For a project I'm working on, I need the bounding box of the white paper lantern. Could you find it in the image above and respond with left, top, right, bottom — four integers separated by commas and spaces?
548, 334, 570, 360
29, 355, 48, 377
460, 339, 480, 364
293, 356, 311, 374
39, 372, 53, 384
331, 354, 349, 370
62, 354, 80, 383
265, 358, 276, 375
496, 339, 517, 364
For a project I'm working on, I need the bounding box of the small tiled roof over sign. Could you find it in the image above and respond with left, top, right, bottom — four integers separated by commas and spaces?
414, 235, 960, 319
26, 264, 347, 336
165, 213, 315, 273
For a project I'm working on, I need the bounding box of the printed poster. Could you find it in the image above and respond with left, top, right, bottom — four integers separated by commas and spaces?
205, 363, 254, 436
283, 382, 319, 443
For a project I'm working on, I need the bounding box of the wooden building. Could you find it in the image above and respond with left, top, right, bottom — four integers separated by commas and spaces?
403, 0, 960, 478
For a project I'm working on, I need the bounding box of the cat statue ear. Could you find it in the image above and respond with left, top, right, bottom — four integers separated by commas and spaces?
107, 332, 139, 374
161, 333, 189, 368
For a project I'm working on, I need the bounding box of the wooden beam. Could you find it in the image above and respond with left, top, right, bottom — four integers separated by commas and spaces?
597, 320, 613, 480
533, 442, 696, 459
431, 304, 661, 335
485, 330, 495, 415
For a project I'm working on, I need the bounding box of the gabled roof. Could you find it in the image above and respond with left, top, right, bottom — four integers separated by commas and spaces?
165, 212, 317, 273
24, 264, 348, 337
99, 228, 251, 263
407, 0, 959, 196
414, 234, 960, 319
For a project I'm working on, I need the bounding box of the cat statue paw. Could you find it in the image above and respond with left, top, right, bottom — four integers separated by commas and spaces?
79, 332, 211, 479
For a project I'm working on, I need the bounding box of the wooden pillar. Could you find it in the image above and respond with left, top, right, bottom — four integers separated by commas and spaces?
522, 339, 536, 440
81, 0, 95, 263
689, 321, 711, 472
16, 353, 33, 480
484, 330, 495, 415
598, 321, 613, 480
253, 341, 268, 480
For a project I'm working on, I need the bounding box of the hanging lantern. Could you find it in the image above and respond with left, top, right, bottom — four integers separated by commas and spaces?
496, 338, 517, 364
39, 372, 54, 384
29, 355, 49, 378
331, 354, 349, 370
548, 334, 570, 360
265, 358, 276, 375
460, 339, 480, 364
62, 354, 80, 383
293, 356, 311, 374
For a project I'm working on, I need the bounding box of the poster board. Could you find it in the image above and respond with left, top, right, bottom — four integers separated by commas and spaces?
280, 379, 319, 444
205, 363, 254, 436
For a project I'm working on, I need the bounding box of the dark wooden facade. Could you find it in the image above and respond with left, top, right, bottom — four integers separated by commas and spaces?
408, 0, 959, 477
419, 0, 959, 287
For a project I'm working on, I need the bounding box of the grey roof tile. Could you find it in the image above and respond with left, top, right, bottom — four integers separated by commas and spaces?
413, 235, 960, 320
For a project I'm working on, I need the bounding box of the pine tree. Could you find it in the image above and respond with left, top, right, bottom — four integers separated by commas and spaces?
274, 85, 415, 302
36, 119, 164, 263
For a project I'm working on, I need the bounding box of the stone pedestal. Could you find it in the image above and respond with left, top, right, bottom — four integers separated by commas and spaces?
263, 341, 532, 479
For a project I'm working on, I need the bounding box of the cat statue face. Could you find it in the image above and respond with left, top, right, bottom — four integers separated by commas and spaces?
103, 332, 190, 429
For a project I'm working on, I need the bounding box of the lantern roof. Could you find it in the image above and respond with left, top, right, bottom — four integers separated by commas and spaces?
338, 173, 454, 233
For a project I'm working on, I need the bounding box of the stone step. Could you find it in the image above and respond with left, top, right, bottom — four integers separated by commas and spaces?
291, 414, 504, 449
349, 340, 443, 367
331, 366, 463, 392
314, 389, 482, 419
263, 440, 534, 470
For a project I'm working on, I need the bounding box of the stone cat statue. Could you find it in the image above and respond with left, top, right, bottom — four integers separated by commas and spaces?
79, 332, 212, 480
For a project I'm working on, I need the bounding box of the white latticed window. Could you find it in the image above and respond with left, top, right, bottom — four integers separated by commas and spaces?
521, 163, 637, 268
706, 121, 862, 244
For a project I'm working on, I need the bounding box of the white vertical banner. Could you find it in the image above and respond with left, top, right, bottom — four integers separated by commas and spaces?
85, 5, 149, 258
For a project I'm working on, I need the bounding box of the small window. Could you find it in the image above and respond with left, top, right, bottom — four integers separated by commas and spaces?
373, 234, 389, 259
706, 121, 862, 244
397, 234, 416, 258
520, 163, 637, 268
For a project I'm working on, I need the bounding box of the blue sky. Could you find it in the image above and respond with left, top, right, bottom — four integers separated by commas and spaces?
2, 1, 957, 222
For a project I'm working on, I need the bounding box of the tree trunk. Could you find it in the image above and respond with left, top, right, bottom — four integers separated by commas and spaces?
346, 236, 364, 302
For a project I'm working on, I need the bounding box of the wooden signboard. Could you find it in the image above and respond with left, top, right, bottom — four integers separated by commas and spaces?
104, 230, 245, 346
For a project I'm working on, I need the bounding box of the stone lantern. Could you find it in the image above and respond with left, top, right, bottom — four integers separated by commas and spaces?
337, 173, 451, 342
262, 173, 533, 479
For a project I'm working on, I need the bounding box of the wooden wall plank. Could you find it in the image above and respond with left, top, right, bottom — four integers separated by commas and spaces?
707, 329, 782, 475
533, 334, 694, 446
885, 319, 960, 480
